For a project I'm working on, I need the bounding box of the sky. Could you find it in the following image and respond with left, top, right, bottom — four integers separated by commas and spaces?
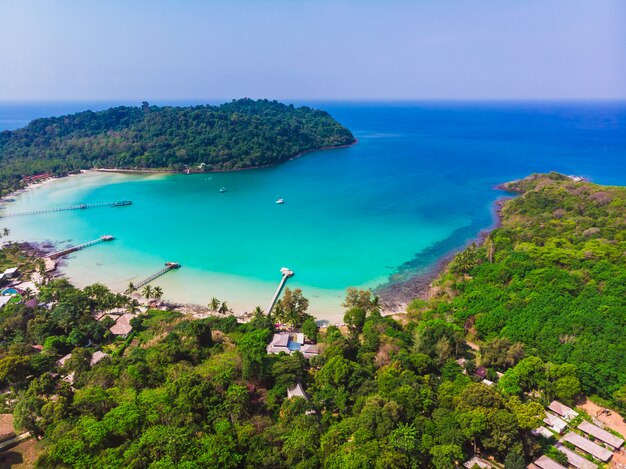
0, 0, 624, 101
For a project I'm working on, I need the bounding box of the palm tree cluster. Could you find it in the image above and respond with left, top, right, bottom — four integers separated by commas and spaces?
207, 297, 232, 315
141, 285, 163, 303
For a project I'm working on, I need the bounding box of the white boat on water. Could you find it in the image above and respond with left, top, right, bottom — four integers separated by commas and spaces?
219, 187, 227, 193
276, 198, 284, 204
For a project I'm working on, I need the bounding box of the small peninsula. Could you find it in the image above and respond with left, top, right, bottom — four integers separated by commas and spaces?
0, 99, 356, 195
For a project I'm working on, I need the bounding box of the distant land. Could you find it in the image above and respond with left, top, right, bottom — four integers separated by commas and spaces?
0, 98, 356, 195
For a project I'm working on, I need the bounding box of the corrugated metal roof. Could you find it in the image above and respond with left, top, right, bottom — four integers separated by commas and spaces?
578, 420, 624, 449
561, 432, 613, 462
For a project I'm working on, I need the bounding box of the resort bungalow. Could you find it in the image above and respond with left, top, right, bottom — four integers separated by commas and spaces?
577, 421, 624, 449
532, 455, 567, 469
463, 456, 493, 469
2, 267, 18, 279
532, 427, 554, 439
57, 353, 72, 367
544, 412, 568, 434
474, 366, 488, 379
548, 400, 579, 421
287, 383, 308, 400
561, 432, 613, 462
110, 323, 133, 338
267, 332, 319, 359
554, 443, 598, 469
89, 351, 108, 367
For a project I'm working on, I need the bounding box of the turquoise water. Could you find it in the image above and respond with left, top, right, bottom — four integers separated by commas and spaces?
1, 102, 625, 320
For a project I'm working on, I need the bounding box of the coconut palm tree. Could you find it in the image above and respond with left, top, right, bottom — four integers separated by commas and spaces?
218, 301, 231, 315
142, 284, 153, 300
125, 282, 136, 295
252, 306, 264, 317
35, 258, 46, 273
1, 228, 9, 238
126, 298, 141, 315
22, 287, 34, 300
209, 297, 220, 312
152, 286, 163, 302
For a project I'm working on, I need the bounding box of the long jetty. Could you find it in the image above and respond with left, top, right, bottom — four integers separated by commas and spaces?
1, 200, 132, 218
48, 235, 115, 260
134, 262, 181, 289
266, 267, 294, 314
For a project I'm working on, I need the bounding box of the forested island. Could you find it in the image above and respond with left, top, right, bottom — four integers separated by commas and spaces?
0, 99, 355, 196
0, 173, 624, 468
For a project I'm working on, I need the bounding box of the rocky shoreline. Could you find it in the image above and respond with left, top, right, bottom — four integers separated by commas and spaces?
375, 196, 512, 314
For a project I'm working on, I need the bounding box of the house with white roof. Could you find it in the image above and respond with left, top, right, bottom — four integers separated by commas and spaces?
267, 332, 319, 359
544, 412, 568, 434
3, 267, 18, 278
287, 383, 308, 400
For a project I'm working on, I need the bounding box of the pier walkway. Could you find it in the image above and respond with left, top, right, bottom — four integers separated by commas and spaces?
134, 262, 181, 289
0, 200, 132, 218
48, 235, 115, 260
266, 267, 294, 314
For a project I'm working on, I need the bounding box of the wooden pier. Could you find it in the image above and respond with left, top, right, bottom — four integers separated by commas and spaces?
134, 262, 181, 289
48, 235, 115, 260
1, 200, 132, 218
266, 267, 294, 314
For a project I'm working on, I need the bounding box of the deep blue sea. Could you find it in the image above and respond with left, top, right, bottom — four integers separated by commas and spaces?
1, 101, 625, 320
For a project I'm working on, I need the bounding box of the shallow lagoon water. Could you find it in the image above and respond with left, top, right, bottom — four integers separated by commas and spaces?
2, 102, 625, 321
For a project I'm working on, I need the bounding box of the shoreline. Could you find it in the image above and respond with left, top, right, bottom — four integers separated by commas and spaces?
2, 153, 521, 322
92, 140, 358, 175
1, 140, 358, 203
374, 196, 512, 313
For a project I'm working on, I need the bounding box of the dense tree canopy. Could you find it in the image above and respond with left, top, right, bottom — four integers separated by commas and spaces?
1, 173, 624, 467
0, 98, 355, 195
433, 172, 626, 405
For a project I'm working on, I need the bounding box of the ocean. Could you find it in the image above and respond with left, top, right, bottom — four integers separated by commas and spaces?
1, 101, 625, 321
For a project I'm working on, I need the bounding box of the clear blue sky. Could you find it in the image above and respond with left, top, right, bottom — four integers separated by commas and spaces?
1, 0, 624, 101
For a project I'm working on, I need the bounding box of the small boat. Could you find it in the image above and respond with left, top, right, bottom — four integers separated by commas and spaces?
219, 187, 227, 193
276, 198, 284, 204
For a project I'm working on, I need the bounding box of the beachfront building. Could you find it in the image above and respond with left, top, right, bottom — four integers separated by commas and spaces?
577, 420, 624, 449
532, 455, 567, 469
544, 412, 568, 434
548, 400, 579, 421
267, 332, 319, 359
554, 443, 598, 469
561, 432, 613, 462
463, 456, 494, 469
2, 267, 18, 279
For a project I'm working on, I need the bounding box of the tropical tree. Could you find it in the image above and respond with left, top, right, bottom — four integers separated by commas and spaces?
209, 297, 220, 312
22, 287, 34, 300
125, 282, 135, 294
1, 227, 10, 238
218, 301, 231, 315
274, 288, 310, 329
142, 285, 153, 300
152, 286, 163, 302
126, 298, 141, 315
35, 258, 46, 273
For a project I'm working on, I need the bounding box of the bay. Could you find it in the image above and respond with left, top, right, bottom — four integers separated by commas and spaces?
1, 101, 625, 321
